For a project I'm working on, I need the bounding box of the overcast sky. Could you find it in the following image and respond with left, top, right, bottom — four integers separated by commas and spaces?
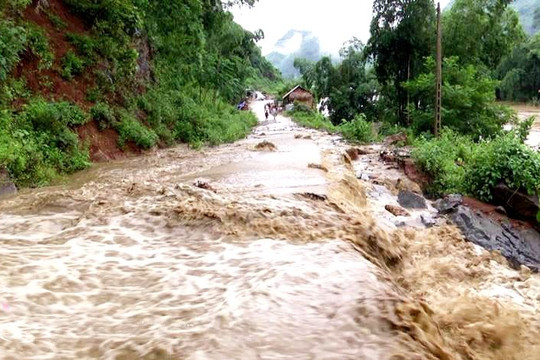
231, 0, 451, 56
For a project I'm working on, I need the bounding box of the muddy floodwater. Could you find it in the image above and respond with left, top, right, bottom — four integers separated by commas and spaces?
1, 101, 540, 359
511, 104, 540, 149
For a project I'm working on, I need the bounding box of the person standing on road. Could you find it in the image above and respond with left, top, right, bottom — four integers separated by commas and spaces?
271, 107, 277, 121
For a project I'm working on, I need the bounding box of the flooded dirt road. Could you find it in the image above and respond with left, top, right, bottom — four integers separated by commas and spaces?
1, 101, 540, 359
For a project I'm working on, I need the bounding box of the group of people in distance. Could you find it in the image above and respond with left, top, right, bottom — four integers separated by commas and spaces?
264, 103, 278, 121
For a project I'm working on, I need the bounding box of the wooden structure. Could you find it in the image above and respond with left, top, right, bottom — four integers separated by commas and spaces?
282, 85, 314, 109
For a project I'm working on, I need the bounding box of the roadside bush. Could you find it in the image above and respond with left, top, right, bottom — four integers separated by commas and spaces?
116, 111, 158, 149
61, 50, 85, 80
91, 102, 116, 130
0, 20, 27, 81
288, 110, 336, 132
24, 99, 89, 129
66, 33, 97, 60
0, 101, 91, 187
465, 135, 540, 202
412, 128, 540, 201
25, 23, 54, 69
412, 129, 472, 196
339, 114, 376, 143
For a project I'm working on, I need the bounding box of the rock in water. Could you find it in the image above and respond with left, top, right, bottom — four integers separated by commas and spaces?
433, 194, 463, 214
0, 168, 16, 198
397, 190, 427, 209
448, 205, 540, 272
492, 182, 539, 222
421, 215, 437, 228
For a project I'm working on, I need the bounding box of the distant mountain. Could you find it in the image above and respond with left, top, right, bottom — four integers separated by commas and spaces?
265, 30, 323, 78
446, 0, 540, 36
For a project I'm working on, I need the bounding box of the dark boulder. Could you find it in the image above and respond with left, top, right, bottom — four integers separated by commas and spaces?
421, 214, 437, 228
447, 205, 540, 272
433, 194, 463, 214
0, 168, 16, 198
491, 182, 539, 222
397, 190, 427, 209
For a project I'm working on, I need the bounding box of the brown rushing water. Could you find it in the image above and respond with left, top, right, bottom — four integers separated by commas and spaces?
0, 101, 540, 359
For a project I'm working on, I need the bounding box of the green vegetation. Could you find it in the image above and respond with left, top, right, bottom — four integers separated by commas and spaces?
288, 106, 335, 133
0, 0, 278, 187
287, 106, 376, 144
0, 99, 90, 186
61, 50, 84, 80
289, 0, 539, 220
413, 129, 540, 201
403, 57, 515, 138
497, 34, 540, 102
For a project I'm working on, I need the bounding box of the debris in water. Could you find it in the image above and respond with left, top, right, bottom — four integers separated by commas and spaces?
255, 141, 277, 151
193, 180, 216, 193
297, 193, 328, 202
307, 163, 328, 172
345, 147, 359, 161
385, 204, 410, 217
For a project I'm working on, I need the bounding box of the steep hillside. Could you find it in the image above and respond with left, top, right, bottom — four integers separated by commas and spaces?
266, 30, 323, 78
0, 0, 280, 187
446, 0, 540, 35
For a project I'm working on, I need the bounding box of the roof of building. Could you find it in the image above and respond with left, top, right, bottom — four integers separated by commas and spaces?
282, 85, 312, 100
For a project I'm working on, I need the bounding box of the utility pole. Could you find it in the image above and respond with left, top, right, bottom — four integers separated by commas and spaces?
435, 2, 442, 137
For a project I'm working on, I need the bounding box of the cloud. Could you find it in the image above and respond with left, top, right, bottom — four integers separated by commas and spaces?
231, 0, 451, 56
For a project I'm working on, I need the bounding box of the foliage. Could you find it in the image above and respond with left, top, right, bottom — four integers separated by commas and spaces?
368, 0, 436, 124
115, 111, 158, 149
294, 39, 379, 125
412, 129, 540, 200
288, 109, 376, 144
497, 34, 540, 102
46, 11, 67, 29
403, 57, 514, 139
91, 102, 116, 130
443, 0, 525, 70
61, 50, 85, 80
25, 22, 54, 69
0, 20, 26, 81
287, 108, 336, 133
66, 33, 97, 61
465, 134, 540, 201
339, 114, 376, 143
0, 100, 90, 186
412, 129, 471, 196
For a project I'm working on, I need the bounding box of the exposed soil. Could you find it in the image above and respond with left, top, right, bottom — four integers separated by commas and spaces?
16, 0, 94, 108
77, 121, 140, 162
15, 0, 146, 162
463, 196, 533, 230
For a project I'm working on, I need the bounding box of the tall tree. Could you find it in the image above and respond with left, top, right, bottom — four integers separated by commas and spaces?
443, 0, 525, 70
367, 0, 436, 124
497, 33, 540, 101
